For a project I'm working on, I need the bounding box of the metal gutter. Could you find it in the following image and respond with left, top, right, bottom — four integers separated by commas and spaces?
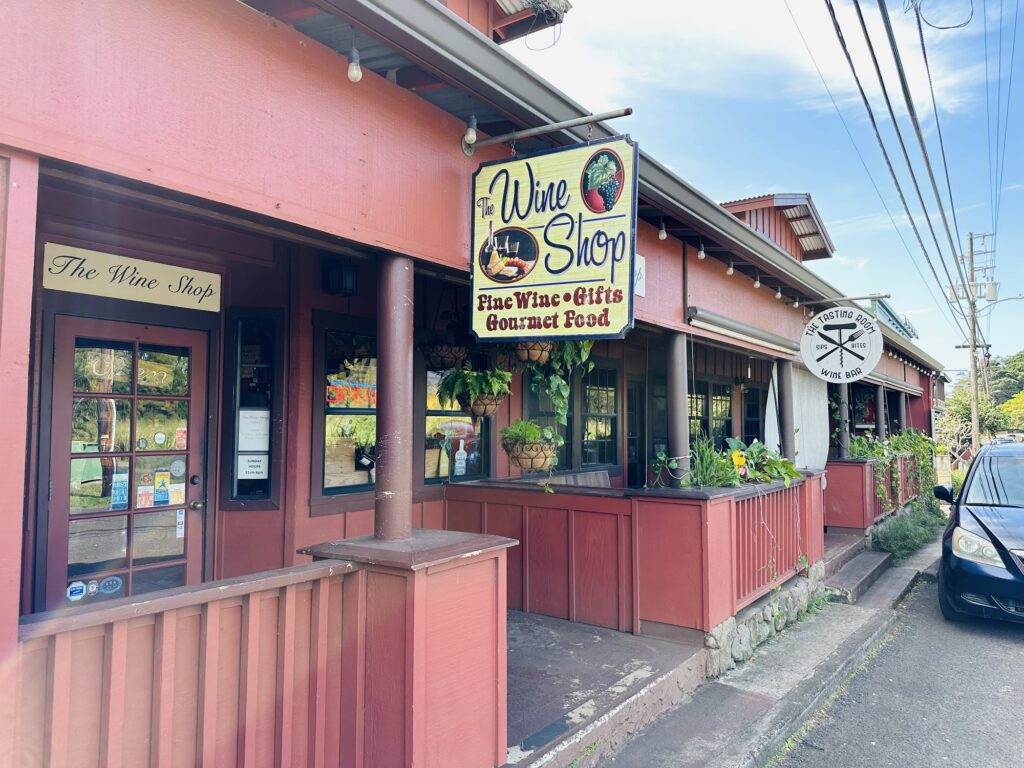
325, 0, 946, 371
686, 306, 800, 354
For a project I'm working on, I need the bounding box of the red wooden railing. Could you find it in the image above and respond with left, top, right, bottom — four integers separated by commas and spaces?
14, 561, 356, 768
733, 484, 804, 610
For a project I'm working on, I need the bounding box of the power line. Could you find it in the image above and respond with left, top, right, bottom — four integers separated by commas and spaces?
912, 5, 964, 251
823, 0, 971, 339
872, 0, 974, 295
984, 0, 996, 233
994, 0, 1020, 234
782, 0, 965, 338
842, 0, 976, 334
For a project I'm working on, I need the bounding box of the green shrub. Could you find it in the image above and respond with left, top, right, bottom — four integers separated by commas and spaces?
684, 435, 741, 488
872, 498, 947, 559
951, 469, 966, 499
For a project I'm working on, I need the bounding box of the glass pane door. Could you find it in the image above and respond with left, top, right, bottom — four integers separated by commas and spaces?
48, 318, 208, 609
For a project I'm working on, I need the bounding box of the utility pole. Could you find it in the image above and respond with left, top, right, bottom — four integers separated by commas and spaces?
967, 233, 980, 455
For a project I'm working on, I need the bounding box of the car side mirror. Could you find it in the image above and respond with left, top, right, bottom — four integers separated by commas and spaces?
933, 484, 954, 503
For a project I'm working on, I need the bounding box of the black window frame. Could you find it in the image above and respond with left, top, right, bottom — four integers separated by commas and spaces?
423, 352, 490, 485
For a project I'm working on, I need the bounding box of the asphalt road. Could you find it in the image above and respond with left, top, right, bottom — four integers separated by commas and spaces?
776, 582, 1024, 768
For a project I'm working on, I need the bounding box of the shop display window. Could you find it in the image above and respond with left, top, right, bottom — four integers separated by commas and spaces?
322, 329, 377, 493
424, 368, 487, 482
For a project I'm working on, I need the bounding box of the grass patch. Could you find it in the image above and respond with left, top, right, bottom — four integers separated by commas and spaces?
871, 495, 946, 560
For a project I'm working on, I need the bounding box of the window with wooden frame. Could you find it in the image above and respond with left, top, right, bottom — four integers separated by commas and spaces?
743, 387, 768, 445
313, 315, 378, 497
582, 366, 618, 467
524, 385, 572, 469
689, 380, 733, 450
424, 358, 489, 483
222, 310, 283, 507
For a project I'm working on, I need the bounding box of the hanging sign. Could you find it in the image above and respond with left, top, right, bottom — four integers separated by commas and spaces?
43, 243, 221, 312
800, 306, 883, 383
470, 135, 638, 341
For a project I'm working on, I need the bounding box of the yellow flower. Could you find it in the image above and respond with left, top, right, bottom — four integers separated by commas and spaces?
731, 450, 747, 467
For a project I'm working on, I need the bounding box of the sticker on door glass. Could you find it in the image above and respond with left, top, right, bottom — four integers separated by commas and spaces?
176, 508, 185, 539
99, 576, 123, 595
111, 469, 129, 511
169, 459, 186, 477
175, 427, 188, 450
66, 581, 86, 602
154, 431, 166, 446
170, 484, 186, 505
154, 471, 170, 506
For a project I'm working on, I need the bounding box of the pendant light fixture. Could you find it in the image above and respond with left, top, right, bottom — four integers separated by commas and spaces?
775, 288, 782, 299
697, 240, 706, 260
463, 115, 478, 146
658, 219, 667, 240
347, 47, 363, 82
753, 275, 761, 289
726, 261, 734, 275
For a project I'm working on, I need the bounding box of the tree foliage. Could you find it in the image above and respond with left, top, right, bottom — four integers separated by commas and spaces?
936, 385, 1010, 454
988, 350, 1024, 406
1000, 390, 1024, 431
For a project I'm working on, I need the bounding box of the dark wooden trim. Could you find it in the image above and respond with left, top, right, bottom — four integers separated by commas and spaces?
219, 307, 285, 511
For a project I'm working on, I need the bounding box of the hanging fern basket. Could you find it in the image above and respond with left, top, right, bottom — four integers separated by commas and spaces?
457, 392, 506, 418
513, 341, 553, 365
503, 440, 557, 472
421, 344, 468, 372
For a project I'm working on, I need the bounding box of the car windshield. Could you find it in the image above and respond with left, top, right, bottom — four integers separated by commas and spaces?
964, 455, 1024, 507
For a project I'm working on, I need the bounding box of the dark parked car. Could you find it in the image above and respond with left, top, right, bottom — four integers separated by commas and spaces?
935, 443, 1024, 623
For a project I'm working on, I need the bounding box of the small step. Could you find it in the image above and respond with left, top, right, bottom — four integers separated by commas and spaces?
857, 566, 919, 609
823, 532, 866, 579
824, 550, 893, 604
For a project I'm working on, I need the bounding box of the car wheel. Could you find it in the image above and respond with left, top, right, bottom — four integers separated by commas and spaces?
937, 569, 963, 622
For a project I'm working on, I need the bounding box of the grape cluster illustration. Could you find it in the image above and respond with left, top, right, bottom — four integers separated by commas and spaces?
598, 177, 620, 211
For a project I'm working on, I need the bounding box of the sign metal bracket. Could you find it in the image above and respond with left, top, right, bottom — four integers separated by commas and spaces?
462, 107, 633, 156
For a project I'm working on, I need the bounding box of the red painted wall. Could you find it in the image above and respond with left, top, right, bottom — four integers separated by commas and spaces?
635, 220, 686, 331
0, 0, 505, 273
686, 243, 807, 343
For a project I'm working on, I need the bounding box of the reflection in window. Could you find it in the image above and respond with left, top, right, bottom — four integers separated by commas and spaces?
72, 398, 131, 453
425, 371, 486, 481
689, 389, 708, 444
68, 515, 129, 577
70, 456, 130, 515
137, 345, 189, 396
743, 388, 767, 445
582, 367, 618, 466
710, 384, 732, 450
323, 330, 377, 493
73, 342, 132, 394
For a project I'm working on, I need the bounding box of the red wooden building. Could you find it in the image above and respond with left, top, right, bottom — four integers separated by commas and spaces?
0, 1, 945, 765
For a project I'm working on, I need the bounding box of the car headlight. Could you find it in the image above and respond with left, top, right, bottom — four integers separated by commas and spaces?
951, 526, 1006, 569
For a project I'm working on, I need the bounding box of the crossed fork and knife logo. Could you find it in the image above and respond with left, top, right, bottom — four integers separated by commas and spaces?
816, 322, 866, 367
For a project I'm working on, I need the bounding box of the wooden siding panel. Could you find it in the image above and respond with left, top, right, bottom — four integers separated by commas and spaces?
573, 511, 620, 629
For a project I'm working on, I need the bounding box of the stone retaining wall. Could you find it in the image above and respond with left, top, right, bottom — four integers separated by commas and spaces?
704, 560, 827, 678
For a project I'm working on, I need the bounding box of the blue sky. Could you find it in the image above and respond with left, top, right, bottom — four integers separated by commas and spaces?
506, 0, 1021, 375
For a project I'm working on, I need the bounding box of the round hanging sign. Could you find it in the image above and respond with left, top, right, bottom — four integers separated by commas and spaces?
800, 306, 882, 383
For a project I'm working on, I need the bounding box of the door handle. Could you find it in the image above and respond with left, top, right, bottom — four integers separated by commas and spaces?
189, 500, 205, 511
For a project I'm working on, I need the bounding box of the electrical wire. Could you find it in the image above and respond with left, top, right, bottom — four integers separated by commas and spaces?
904, 0, 975, 29
782, 0, 965, 338
913, 5, 964, 252
871, 0, 974, 295
994, 0, 1020, 235
823, 0, 972, 340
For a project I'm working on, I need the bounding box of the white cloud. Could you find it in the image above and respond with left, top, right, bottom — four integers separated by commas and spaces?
504, 1, 991, 120
830, 253, 869, 271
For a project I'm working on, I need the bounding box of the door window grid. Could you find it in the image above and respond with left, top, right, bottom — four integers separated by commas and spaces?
67, 338, 192, 603
582, 367, 618, 466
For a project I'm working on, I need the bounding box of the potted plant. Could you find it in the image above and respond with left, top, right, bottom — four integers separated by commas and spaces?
436, 363, 512, 418
501, 419, 563, 472
511, 341, 552, 365
420, 334, 468, 372
513, 340, 594, 426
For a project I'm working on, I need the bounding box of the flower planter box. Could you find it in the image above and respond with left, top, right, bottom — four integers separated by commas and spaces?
824, 458, 893, 530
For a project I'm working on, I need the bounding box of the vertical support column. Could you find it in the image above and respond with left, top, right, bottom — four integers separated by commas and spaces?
778, 360, 796, 462
0, 151, 38, 757
375, 254, 414, 541
837, 383, 851, 459
875, 385, 887, 439
667, 331, 690, 472
730, 385, 744, 440
898, 391, 908, 433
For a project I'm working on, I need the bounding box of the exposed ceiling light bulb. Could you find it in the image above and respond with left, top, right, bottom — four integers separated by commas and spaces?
347, 48, 363, 82
697, 241, 706, 260
775, 288, 782, 299
726, 261, 734, 275
464, 115, 478, 146
753, 275, 761, 289
658, 220, 667, 240
792, 298, 800, 308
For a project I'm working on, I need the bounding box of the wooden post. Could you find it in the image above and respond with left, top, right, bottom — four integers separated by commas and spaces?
778, 360, 796, 461
667, 332, 690, 472
875, 385, 887, 439
375, 254, 414, 541
838, 383, 851, 459
898, 391, 908, 434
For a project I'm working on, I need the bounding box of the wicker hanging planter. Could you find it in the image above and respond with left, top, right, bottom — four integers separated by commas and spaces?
457, 392, 506, 418
513, 341, 553, 365
503, 440, 558, 472
421, 343, 468, 371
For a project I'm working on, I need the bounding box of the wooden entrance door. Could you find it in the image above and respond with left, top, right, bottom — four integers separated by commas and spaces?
45, 317, 209, 609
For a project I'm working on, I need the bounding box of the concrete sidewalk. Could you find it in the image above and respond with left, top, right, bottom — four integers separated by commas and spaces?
599, 541, 942, 768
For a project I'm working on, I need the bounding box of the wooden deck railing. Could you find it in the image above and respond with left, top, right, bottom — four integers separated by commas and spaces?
15, 560, 356, 768
733, 484, 804, 610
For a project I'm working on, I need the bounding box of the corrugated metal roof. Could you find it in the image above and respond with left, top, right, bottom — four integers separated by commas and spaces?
722, 193, 835, 259
496, 0, 572, 17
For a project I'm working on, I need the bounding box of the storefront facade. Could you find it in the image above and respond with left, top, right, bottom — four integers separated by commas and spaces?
0, 1, 946, 764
